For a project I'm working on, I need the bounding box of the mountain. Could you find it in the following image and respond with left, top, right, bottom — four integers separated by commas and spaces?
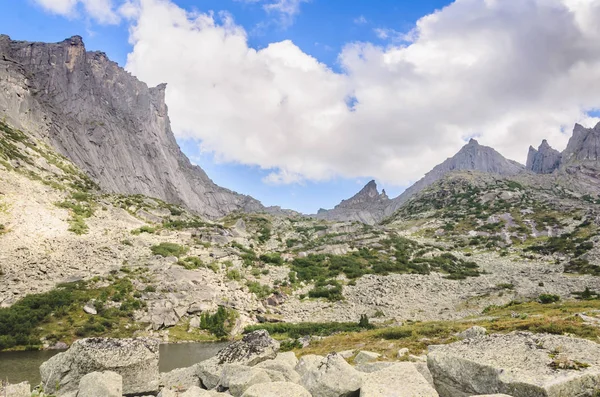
526, 140, 562, 174
318, 138, 525, 224
0, 35, 262, 218
315, 180, 390, 224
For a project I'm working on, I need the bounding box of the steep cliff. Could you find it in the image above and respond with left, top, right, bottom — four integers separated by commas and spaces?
526, 140, 562, 174
0, 35, 262, 218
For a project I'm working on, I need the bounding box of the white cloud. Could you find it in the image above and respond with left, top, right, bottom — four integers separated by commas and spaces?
33, 0, 120, 24
86, 0, 600, 186
354, 15, 367, 25
263, 0, 310, 26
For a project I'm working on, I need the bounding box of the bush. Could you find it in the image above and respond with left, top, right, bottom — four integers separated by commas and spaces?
200, 307, 236, 338
131, 225, 156, 235
226, 269, 242, 281
308, 280, 343, 302
150, 243, 188, 258
259, 253, 283, 265
244, 320, 374, 339
178, 256, 204, 270
247, 281, 272, 299
538, 294, 560, 304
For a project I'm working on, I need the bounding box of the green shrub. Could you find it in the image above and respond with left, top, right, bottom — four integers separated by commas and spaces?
244, 320, 374, 339
260, 253, 283, 265
131, 225, 156, 235
538, 294, 560, 304
564, 259, 600, 276
200, 306, 237, 338
308, 280, 343, 302
247, 281, 273, 299
150, 243, 188, 258
226, 269, 242, 281
178, 256, 204, 270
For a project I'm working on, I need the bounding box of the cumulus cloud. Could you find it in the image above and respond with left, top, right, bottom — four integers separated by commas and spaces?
33, 0, 120, 24
123, 0, 600, 186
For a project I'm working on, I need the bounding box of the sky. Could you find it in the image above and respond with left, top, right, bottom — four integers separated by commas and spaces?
2, 0, 600, 213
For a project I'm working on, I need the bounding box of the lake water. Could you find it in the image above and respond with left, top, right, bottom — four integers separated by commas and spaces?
0, 342, 229, 386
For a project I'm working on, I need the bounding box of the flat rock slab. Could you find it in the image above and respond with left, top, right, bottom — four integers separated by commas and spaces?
360, 363, 439, 397
428, 331, 600, 397
78, 371, 122, 397
0, 382, 31, 397
241, 382, 312, 397
300, 353, 362, 397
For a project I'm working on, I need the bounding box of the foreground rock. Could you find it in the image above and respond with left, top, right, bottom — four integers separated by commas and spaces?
78, 371, 122, 397
40, 337, 160, 396
241, 382, 312, 397
360, 363, 438, 397
0, 382, 30, 397
428, 331, 600, 397
300, 353, 362, 397
197, 330, 280, 389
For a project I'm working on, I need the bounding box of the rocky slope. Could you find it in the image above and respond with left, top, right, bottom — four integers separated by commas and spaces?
0, 35, 262, 218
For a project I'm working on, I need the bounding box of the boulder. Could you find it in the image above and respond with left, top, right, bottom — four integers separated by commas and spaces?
360, 363, 438, 397
338, 350, 355, 359
78, 371, 122, 397
40, 337, 160, 396
218, 364, 272, 397
300, 353, 362, 397
428, 331, 600, 397
198, 330, 279, 389
160, 365, 202, 391
397, 348, 409, 358
241, 381, 312, 397
456, 326, 487, 340
273, 351, 299, 368
255, 359, 302, 383
0, 382, 30, 397
295, 354, 325, 377
353, 351, 381, 365
355, 362, 395, 373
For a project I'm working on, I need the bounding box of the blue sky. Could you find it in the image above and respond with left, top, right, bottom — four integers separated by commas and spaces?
2, 0, 600, 213
0, 0, 451, 212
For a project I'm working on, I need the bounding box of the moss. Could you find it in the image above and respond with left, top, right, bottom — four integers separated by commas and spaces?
150, 243, 188, 258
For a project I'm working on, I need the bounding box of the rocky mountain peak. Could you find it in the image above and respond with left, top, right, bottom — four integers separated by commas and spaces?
336, 180, 389, 210
563, 122, 600, 164
526, 139, 561, 174
0, 35, 263, 218
468, 138, 479, 145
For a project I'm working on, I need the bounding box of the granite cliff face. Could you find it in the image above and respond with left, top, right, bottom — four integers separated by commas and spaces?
526, 139, 562, 174
315, 180, 390, 225
318, 139, 525, 224
0, 35, 262, 218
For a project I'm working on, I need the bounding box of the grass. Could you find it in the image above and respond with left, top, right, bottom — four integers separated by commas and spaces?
286, 299, 600, 359
178, 256, 204, 270
150, 242, 188, 258
131, 225, 156, 235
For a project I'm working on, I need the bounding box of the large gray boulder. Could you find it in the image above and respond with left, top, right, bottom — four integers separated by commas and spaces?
428, 331, 600, 397
0, 382, 30, 397
241, 382, 312, 397
160, 365, 202, 391
360, 363, 438, 397
255, 359, 301, 383
77, 371, 122, 397
218, 364, 273, 397
295, 354, 325, 377
300, 353, 362, 397
40, 337, 160, 396
197, 330, 280, 389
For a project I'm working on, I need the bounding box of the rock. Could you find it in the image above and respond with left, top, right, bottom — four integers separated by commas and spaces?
40, 337, 160, 396
189, 317, 201, 329
300, 353, 362, 397
255, 359, 302, 383
456, 326, 487, 340
526, 140, 562, 174
295, 354, 325, 377
428, 331, 600, 397
360, 363, 439, 397
397, 348, 409, 358
160, 386, 225, 396
355, 362, 395, 373
413, 362, 435, 387
78, 371, 122, 397
160, 365, 201, 391
353, 351, 381, 365
50, 341, 69, 350
241, 382, 312, 397
408, 354, 427, 362
218, 364, 272, 397
197, 330, 279, 389
0, 382, 30, 397
83, 301, 97, 315
273, 351, 299, 368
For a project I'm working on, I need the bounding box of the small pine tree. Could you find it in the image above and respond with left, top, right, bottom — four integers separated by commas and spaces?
358, 314, 370, 328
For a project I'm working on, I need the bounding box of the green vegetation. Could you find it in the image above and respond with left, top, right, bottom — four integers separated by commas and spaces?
0, 278, 145, 350
178, 256, 204, 270
247, 281, 273, 299
150, 242, 188, 258
199, 306, 237, 338
131, 225, 156, 235
55, 192, 96, 235
308, 279, 343, 302
564, 259, 600, 276
226, 269, 242, 281
573, 287, 600, 300
538, 294, 560, 304
244, 319, 374, 339
260, 252, 284, 265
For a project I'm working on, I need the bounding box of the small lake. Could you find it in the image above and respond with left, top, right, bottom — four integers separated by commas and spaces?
0, 342, 229, 386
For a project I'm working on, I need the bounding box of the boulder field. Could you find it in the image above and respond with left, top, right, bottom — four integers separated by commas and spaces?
3, 329, 600, 397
